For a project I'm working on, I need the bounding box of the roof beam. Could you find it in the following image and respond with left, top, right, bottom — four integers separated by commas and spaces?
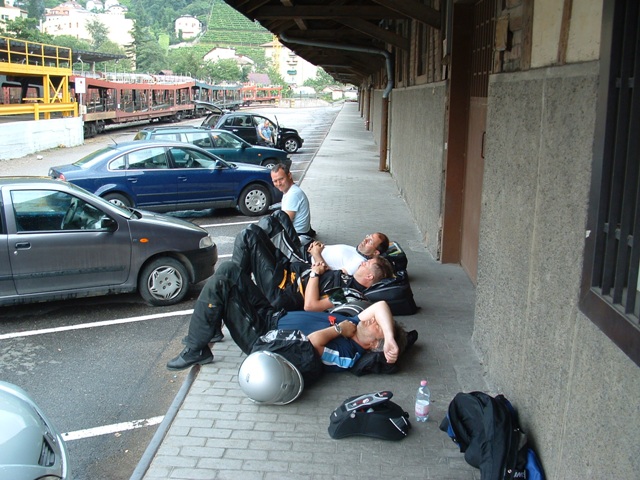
338, 18, 410, 50
252, 5, 409, 20
280, 0, 308, 30
372, 0, 441, 29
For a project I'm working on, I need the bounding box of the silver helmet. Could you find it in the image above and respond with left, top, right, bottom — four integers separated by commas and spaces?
238, 351, 304, 405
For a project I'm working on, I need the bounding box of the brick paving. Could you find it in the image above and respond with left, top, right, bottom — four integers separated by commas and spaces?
139, 103, 486, 480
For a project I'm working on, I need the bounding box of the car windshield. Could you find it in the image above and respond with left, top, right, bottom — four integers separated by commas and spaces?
72, 146, 119, 168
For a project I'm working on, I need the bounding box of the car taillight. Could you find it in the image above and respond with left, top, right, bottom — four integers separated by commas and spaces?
57, 173, 66, 181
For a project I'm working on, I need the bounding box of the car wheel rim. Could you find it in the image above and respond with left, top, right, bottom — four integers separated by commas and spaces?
147, 266, 184, 300
109, 198, 127, 208
244, 189, 268, 213
284, 139, 297, 152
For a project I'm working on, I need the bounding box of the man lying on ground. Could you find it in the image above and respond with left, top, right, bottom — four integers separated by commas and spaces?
306, 232, 390, 275
260, 210, 390, 275
166, 261, 405, 372
232, 224, 394, 312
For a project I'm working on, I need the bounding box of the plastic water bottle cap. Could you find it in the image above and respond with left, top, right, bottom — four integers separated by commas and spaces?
420, 380, 427, 386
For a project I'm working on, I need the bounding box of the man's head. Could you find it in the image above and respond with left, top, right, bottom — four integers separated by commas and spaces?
357, 232, 390, 257
270, 163, 294, 194
353, 256, 394, 287
355, 317, 407, 353
263, 120, 271, 127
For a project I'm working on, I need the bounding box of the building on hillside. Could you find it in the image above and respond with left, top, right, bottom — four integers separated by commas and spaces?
203, 47, 254, 68
41, 1, 133, 48
263, 39, 317, 87
174, 15, 201, 40
0, 0, 27, 23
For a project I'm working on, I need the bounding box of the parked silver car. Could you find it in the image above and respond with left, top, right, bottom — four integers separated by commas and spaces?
0, 177, 217, 306
0, 381, 69, 479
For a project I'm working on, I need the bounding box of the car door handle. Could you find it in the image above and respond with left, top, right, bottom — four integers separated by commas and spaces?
178, 176, 187, 182
14, 242, 31, 250
127, 178, 138, 183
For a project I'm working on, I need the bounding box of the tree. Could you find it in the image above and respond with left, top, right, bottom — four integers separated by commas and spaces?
127, 21, 167, 73
205, 58, 243, 83
1, 17, 53, 43
86, 18, 110, 51
26, 0, 45, 21
304, 68, 338, 90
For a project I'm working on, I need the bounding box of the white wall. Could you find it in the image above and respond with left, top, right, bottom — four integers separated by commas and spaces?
0, 118, 83, 160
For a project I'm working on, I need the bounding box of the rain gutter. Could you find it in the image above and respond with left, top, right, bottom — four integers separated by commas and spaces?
278, 33, 394, 98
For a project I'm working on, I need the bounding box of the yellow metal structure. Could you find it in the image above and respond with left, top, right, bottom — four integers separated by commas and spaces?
0, 36, 78, 120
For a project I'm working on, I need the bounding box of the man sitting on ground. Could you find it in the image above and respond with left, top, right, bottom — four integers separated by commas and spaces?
270, 163, 315, 243
166, 261, 404, 372
232, 224, 394, 312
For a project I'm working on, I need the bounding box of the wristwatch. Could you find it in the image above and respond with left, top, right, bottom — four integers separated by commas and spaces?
309, 271, 318, 278
334, 323, 342, 335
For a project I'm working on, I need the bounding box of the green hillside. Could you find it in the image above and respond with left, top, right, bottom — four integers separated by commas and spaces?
200, 2, 273, 49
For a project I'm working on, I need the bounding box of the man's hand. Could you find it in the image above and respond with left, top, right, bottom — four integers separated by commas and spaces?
311, 261, 327, 275
338, 320, 356, 338
383, 337, 399, 363
307, 241, 324, 256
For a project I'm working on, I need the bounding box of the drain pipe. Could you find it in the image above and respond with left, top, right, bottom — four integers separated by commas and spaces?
279, 33, 393, 170
279, 33, 393, 98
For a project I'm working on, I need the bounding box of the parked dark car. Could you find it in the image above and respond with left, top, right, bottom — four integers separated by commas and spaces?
0, 381, 69, 479
202, 111, 304, 153
48, 141, 282, 216
132, 126, 291, 169
0, 177, 217, 306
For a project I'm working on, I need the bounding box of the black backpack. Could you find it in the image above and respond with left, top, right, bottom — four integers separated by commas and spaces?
364, 270, 418, 316
381, 241, 408, 273
328, 391, 411, 440
439, 392, 545, 480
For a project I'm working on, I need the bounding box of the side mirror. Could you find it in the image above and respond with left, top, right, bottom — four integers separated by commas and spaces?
100, 216, 118, 231
241, 143, 248, 150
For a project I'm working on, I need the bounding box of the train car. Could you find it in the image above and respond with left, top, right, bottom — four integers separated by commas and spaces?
0, 75, 43, 104
72, 73, 196, 137
191, 81, 243, 115
240, 85, 282, 106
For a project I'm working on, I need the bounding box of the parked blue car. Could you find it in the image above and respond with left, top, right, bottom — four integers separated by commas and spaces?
133, 126, 291, 169
49, 141, 282, 216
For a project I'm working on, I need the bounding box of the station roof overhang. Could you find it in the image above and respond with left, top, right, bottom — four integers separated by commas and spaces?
223, 0, 444, 85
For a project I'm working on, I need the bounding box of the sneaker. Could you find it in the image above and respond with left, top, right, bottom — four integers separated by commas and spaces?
166, 347, 213, 371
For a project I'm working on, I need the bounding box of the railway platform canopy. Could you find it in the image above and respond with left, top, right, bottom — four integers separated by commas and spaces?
0, 35, 77, 120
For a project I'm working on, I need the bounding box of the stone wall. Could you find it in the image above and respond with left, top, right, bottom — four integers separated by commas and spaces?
473, 61, 640, 479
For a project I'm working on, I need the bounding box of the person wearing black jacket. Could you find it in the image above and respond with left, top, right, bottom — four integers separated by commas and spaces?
166, 261, 402, 372
232, 224, 394, 312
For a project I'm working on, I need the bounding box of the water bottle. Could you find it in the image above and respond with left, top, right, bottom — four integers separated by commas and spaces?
415, 379, 431, 422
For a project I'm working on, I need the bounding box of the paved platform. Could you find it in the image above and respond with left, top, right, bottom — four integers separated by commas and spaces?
137, 102, 487, 480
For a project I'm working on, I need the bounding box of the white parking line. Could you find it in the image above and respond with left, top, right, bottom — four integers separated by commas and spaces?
0, 310, 194, 340
63, 416, 164, 441
201, 220, 258, 228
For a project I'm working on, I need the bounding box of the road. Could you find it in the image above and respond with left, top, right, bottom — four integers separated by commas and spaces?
0, 104, 342, 480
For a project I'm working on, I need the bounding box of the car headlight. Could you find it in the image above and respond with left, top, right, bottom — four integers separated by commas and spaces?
199, 235, 214, 249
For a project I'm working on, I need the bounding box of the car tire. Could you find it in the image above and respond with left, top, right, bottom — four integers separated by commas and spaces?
261, 159, 279, 169
282, 136, 300, 153
103, 193, 132, 208
139, 257, 190, 306
238, 184, 270, 216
